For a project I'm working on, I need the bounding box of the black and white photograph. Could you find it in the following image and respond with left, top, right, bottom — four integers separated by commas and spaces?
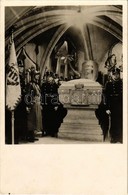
5, 5, 123, 144
1, 1, 127, 194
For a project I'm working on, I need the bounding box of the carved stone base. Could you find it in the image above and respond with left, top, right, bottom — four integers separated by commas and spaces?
58, 106, 103, 142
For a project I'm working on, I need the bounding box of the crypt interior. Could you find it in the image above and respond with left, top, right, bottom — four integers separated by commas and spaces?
5, 6, 122, 77
5, 5, 123, 144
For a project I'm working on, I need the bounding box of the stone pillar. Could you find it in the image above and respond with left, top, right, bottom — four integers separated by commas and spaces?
77, 51, 85, 73
46, 57, 52, 72
56, 58, 61, 76
64, 61, 68, 79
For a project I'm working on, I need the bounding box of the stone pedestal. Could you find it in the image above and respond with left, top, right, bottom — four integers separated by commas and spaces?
58, 106, 103, 142
58, 78, 103, 142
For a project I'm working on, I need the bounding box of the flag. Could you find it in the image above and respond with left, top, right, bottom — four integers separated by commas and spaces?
6, 34, 21, 111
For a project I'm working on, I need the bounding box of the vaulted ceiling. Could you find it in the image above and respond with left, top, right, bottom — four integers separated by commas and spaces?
5, 5, 122, 73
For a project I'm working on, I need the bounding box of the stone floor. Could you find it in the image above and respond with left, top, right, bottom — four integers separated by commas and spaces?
19, 132, 111, 144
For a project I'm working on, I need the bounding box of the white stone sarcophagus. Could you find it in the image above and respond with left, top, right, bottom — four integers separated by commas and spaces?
59, 79, 102, 106
58, 60, 103, 142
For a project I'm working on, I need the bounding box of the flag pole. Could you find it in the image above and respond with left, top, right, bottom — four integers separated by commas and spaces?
6, 27, 21, 144
11, 110, 15, 144
11, 29, 14, 145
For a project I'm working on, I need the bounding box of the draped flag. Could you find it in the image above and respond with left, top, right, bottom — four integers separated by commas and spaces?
6, 34, 21, 111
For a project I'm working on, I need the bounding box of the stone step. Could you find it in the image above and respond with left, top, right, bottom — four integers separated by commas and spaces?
60, 124, 101, 130
59, 128, 102, 135
65, 115, 97, 120
63, 119, 99, 125
58, 107, 103, 142
58, 132, 103, 142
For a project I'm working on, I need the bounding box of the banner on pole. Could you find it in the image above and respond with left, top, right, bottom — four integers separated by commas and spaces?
6, 34, 21, 111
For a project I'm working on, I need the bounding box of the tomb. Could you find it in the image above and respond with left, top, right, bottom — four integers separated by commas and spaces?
58, 60, 103, 142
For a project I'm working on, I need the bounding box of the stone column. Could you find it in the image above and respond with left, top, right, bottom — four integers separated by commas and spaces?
56, 57, 61, 76
64, 60, 68, 79
77, 51, 85, 73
